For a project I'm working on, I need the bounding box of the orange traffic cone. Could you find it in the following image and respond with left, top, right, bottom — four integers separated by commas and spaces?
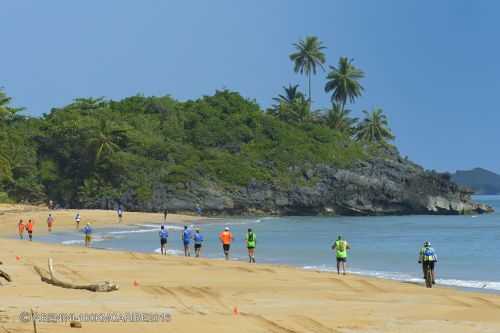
15, 256, 21, 261
133, 280, 139, 287
233, 306, 239, 316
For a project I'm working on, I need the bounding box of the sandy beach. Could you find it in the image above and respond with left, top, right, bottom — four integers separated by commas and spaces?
1, 206, 500, 333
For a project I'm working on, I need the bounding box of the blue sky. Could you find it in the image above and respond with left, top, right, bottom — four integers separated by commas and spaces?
1, 0, 499, 173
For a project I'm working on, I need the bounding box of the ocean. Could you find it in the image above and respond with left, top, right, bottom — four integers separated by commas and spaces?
37, 195, 500, 292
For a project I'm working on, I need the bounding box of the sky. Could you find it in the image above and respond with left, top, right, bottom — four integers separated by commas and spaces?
1, 0, 499, 173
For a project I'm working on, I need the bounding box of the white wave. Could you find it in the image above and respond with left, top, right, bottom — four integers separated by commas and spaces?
61, 237, 108, 245
302, 265, 500, 292
108, 228, 158, 235
154, 248, 184, 256
61, 239, 84, 245
137, 224, 184, 230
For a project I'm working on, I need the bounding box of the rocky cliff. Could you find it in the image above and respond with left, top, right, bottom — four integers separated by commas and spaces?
113, 148, 493, 216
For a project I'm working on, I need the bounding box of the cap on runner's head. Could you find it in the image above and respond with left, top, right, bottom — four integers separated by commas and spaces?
337, 235, 342, 240
224, 227, 229, 231
424, 241, 431, 247
161, 225, 164, 229
184, 225, 188, 229
248, 228, 252, 232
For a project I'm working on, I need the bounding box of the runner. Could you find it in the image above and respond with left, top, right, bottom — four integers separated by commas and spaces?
331, 235, 350, 275
26, 219, 34, 241
47, 214, 55, 232
245, 228, 257, 263
193, 228, 204, 257
195, 204, 202, 216
83, 223, 92, 248
181, 225, 192, 257
75, 213, 81, 229
163, 209, 168, 222
17, 219, 25, 240
117, 207, 123, 223
219, 227, 233, 260
159, 225, 168, 256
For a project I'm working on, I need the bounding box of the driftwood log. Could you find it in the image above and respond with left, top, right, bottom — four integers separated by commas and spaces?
33, 258, 118, 292
0, 269, 11, 283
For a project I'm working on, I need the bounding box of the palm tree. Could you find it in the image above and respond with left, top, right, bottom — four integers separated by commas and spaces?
0, 89, 22, 121
289, 36, 327, 102
269, 85, 312, 123
89, 119, 128, 161
272, 84, 304, 106
325, 57, 364, 111
324, 103, 358, 135
355, 108, 395, 143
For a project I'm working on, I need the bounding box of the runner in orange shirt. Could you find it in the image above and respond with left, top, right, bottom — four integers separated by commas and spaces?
17, 219, 25, 240
26, 219, 34, 241
219, 227, 233, 260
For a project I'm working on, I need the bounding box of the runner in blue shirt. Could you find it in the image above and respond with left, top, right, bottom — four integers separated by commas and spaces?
83, 223, 92, 248
194, 228, 204, 257
159, 225, 169, 256
181, 225, 192, 257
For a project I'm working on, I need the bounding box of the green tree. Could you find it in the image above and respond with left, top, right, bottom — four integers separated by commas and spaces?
0, 88, 23, 121
355, 108, 394, 143
272, 84, 304, 106
325, 57, 364, 111
324, 103, 358, 135
269, 85, 312, 123
289, 36, 326, 102
90, 119, 129, 161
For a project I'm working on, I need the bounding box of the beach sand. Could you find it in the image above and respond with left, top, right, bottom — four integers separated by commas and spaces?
1, 206, 500, 333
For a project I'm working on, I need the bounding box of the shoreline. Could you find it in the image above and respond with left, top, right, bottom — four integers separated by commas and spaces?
2, 205, 499, 295
1, 205, 500, 332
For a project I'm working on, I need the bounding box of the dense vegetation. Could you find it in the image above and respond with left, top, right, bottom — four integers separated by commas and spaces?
0, 36, 397, 209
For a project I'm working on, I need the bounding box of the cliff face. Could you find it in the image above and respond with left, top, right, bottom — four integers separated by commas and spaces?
109, 148, 493, 216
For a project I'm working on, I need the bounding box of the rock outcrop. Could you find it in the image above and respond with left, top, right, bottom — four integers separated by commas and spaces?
108, 147, 493, 216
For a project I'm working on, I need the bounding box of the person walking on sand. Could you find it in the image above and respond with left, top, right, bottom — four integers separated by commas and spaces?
75, 213, 81, 229
47, 214, 55, 232
83, 223, 92, 248
163, 209, 168, 222
245, 228, 257, 263
26, 219, 34, 241
219, 227, 233, 260
159, 225, 169, 256
181, 225, 192, 257
18, 219, 25, 240
117, 206, 123, 223
193, 228, 204, 257
332, 235, 350, 275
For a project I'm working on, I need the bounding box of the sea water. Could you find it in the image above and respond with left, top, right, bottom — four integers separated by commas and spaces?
37, 195, 500, 292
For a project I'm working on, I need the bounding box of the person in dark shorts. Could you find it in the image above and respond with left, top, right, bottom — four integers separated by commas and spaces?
219, 227, 233, 260
159, 225, 169, 255
331, 235, 350, 275
182, 225, 192, 257
193, 228, 204, 257
245, 228, 257, 263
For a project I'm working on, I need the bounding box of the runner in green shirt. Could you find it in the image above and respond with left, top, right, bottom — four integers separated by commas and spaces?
331, 235, 350, 275
246, 228, 257, 263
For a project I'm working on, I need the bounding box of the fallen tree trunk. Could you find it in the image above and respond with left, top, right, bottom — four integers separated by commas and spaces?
0, 269, 11, 282
34, 258, 118, 292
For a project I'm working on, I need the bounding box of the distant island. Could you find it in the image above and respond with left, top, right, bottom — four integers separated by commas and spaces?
451, 168, 500, 195
0, 36, 493, 215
